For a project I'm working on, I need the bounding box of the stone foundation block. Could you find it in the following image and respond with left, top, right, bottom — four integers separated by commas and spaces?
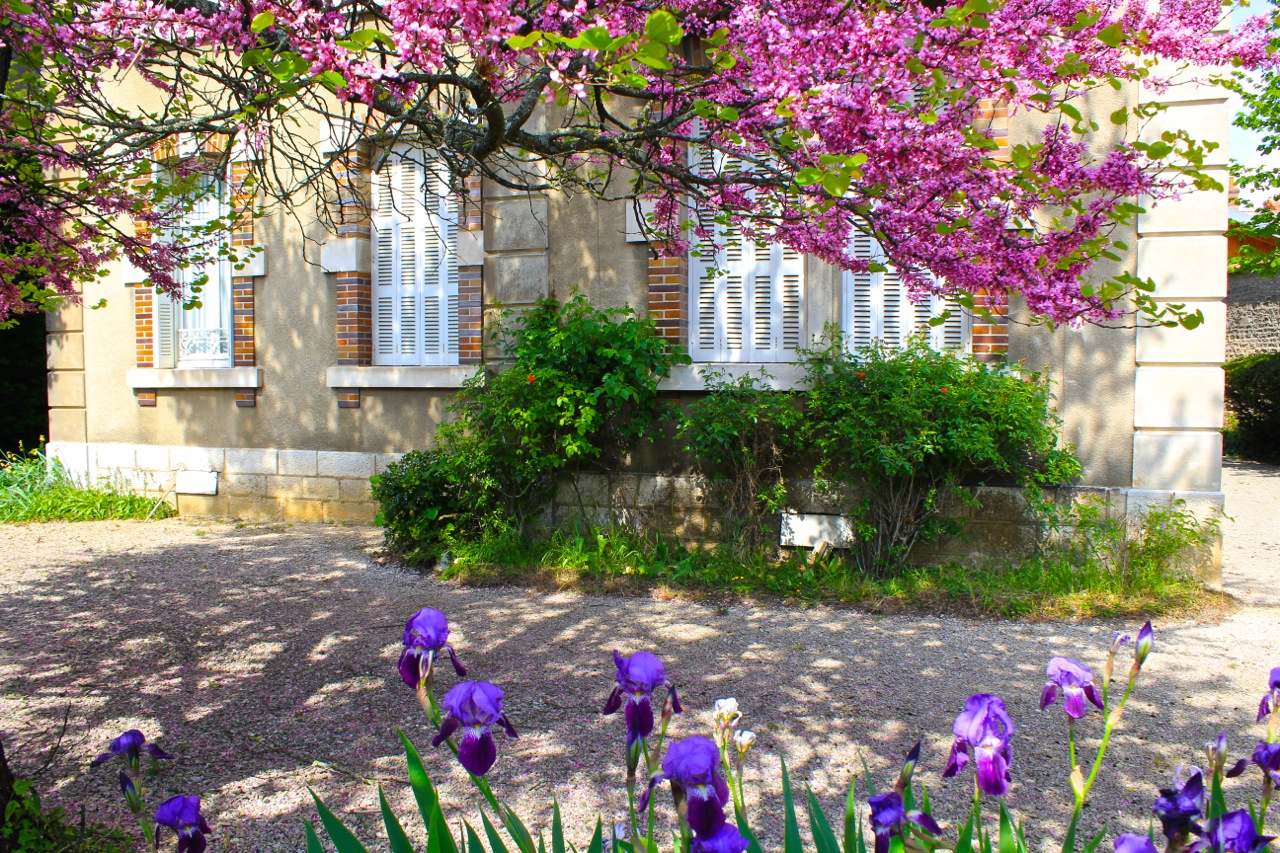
317, 451, 375, 479
303, 477, 341, 501
971, 487, 1027, 521
135, 445, 171, 471
265, 475, 305, 499
225, 448, 279, 475
325, 501, 377, 523
176, 494, 230, 517
339, 478, 372, 502
279, 450, 319, 476
222, 473, 266, 498
170, 446, 226, 472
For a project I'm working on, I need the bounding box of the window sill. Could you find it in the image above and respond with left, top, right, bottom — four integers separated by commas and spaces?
658, 363, 807, 392
326, 365, 475, 389
126, 367, 263, 390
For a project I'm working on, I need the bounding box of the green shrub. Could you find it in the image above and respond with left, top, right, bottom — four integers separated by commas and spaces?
676, 370, 801, 547
0, 446, 175, 523
371, 433, 498, 565
1, 773, 132, 853
1224, 351, 1280, 463
801, 333, 1081, 574
372, 296, 688, 562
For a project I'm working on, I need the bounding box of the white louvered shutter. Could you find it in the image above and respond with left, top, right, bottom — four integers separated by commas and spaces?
155, 292, 179, 369
843, 234, 968, 352
372, 149, 459, 366
687, 146, 804, 363
175, 175, 231, 367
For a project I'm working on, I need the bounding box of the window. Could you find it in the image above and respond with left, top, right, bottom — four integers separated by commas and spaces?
842, 232, 967, 351
687, 149, 804, 363
371, 148, 460, 366
154, 172, 233, 369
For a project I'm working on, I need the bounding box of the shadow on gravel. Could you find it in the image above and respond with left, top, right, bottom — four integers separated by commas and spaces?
0, 522, 1274, 850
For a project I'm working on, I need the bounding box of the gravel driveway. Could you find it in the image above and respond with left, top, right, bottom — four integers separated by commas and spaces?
0, 462, 1276, 852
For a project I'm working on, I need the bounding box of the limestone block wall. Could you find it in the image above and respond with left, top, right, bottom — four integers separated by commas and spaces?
1130, 61, 1230, 525
548, 474, 1222, 584
1226, 273, 1280, 360
46, 441, 399, 522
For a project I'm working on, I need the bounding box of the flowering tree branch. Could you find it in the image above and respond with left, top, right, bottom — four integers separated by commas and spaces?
0, 0, 1272, 325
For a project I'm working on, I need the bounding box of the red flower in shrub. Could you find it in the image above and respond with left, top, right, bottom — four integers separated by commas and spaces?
528, 374, 536, 383
857, 372, 867, 379
940, 387, 949, 394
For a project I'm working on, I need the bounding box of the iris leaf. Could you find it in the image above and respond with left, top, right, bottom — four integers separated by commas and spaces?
781, 757, 804, 853
503, 805, 538, 853
429, 803, 458, 853
310, 789, 371, 853
379, 784, 416, 853
399, 728, 441, 833
737, 812, 766, 853
552, 799, 566, 853
806, 786, 842, 853
998, 802, 1017, 853
466, 821, 488, 853
956, 807, 977, 853
1061, 811, 1080, 853
481, 809, 512, 853
304, 821, 326, 853
586, 819, 605, 853
1209, 771, 1228, 821
1082, 825, 1107, 853
844, 776, 863, 853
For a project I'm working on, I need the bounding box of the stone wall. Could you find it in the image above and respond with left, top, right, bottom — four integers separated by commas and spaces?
1227, 274, 1280, 361
47, 441, 396, 522
46, 443, 1223, 584
549, 473, 1224, 585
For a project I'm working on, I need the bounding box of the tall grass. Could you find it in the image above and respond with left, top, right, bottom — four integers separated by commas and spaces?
438, 502, 1224, 620
0, 446, 175, 523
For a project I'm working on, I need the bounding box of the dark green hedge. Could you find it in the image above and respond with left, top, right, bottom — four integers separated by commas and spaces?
1225, 352, 1280, 464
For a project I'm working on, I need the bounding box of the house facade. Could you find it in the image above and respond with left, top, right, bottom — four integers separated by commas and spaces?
44, 69, 1232, 576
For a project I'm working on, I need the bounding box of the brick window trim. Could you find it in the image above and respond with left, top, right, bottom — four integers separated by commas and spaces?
325, 147, 484, 409
132, 153, 261, 407
645, 249, 1008, 364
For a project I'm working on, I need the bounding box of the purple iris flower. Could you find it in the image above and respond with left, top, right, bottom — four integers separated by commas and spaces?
1207, 733, 1230, 776
869, 791, 942, 853
154, 795, 211, 853
640, 736, 731, 840
432, 681, 517, 777
1134, 621, 1154, 668
398, 608, 465, 688
895, 741, 921, 793
1153, 769, 1205, 841
1255, 667, 1280, 722
1041, 658, 1104, 719
1190, 810, 1276, 853
118, 772, 141, 812
602, 651, 682, 752
90, 730, 174, 769
1115, 835, 1158, 853
1225, 741, 1280, 786
943, 694, 1015, 797
693, 825, 750, 853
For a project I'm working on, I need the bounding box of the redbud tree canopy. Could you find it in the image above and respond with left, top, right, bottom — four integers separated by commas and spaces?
0, 0, 1271, 325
